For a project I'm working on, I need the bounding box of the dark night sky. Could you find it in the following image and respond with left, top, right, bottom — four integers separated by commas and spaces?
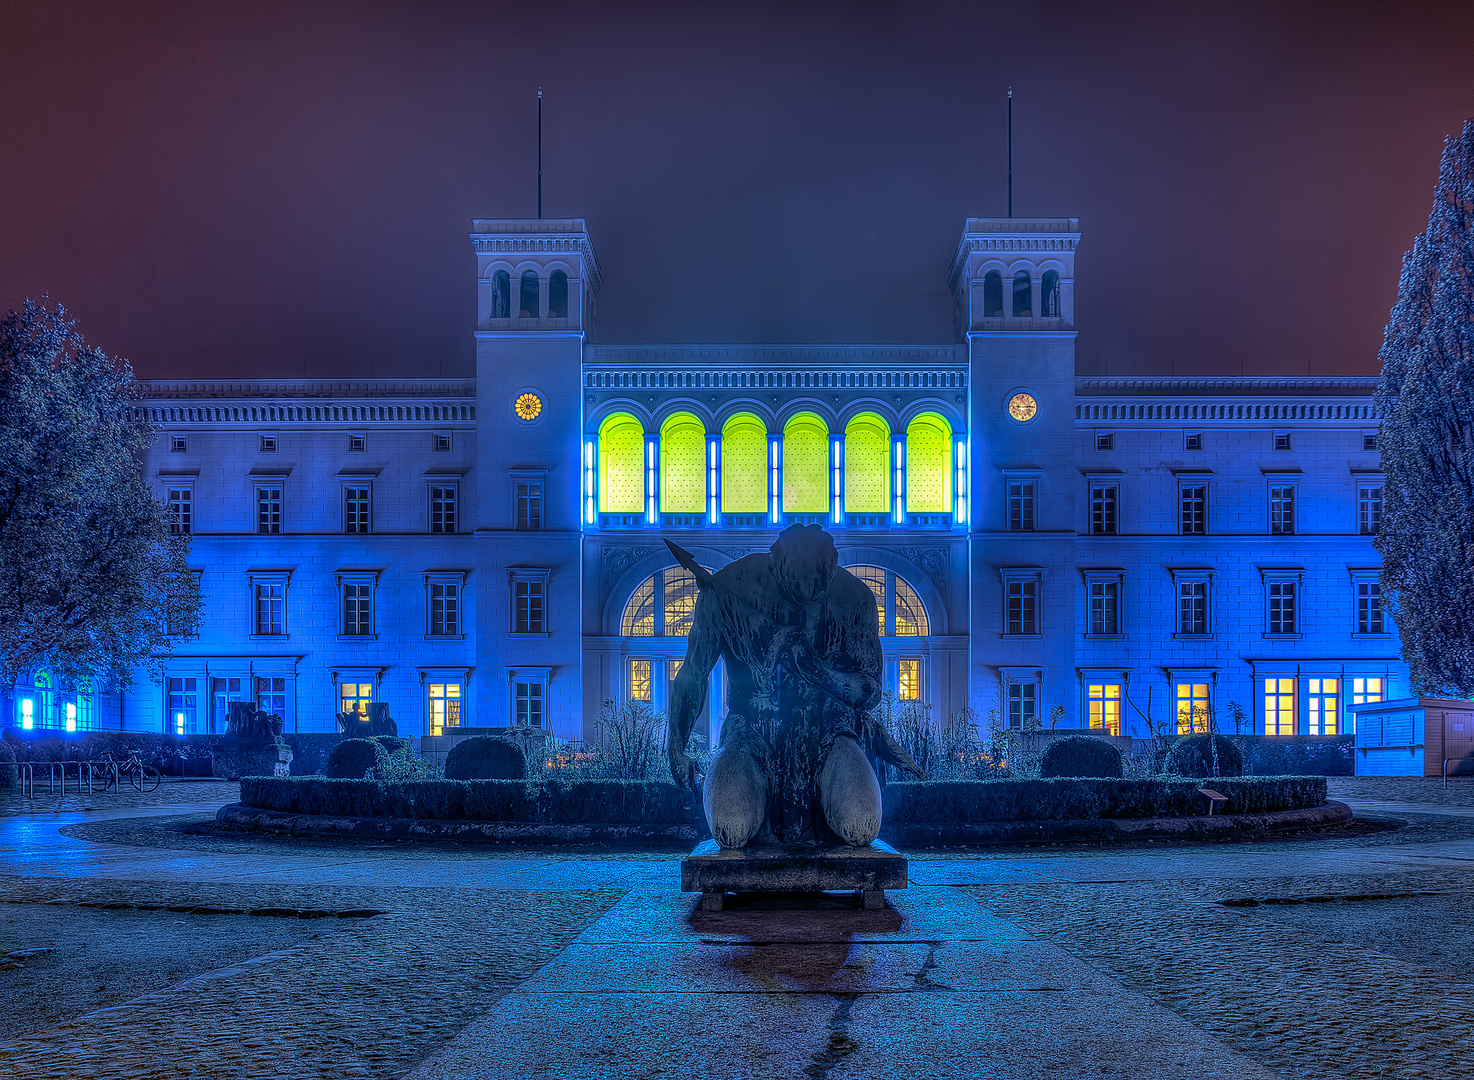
3, 2, 1472, 380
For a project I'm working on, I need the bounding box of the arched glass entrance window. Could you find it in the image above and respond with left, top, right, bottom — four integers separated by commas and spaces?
721, 413, 767, 513
622, 566, 703, 637
905, 414, 953, 513
847, 565, 929, 637
782, 412, 828, 514
844, 414, 890, 514
598, 413, 645, 514
660, 413, 706, 514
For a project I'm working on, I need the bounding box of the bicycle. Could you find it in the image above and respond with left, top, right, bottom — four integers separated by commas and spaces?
93, 751, 162, 792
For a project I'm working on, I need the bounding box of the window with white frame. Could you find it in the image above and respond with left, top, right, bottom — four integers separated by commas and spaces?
340, 680, 373, 718
251, 572, 287, 637
1085, 573, 1123, 636
256, 486, 282, 534
427, 578, 462, 637
1265, 574, 1300, 635
344, 486, 371, 534
1176, 681, 1212, 735
1308, 678, 1339, 735
1263, 677, 1295, 735
514, 580, 545, 633
1007, 481, 1036, 531
897, 658, 922, 701
256, 676, 287, 723
427, 681, 462, 735
341, 580, 374, 637
433, 433, 452, 452
1176, 579, 1210, 635
167, 676, 198, 735
1358, 484, 1383, 535
627, 658, 652, 702
1006, 680, 1038, 730
1002, 573, 1040, 636
349, 433, 366, 452
513, 473, 545, 530
1094, 431, 1114, 451
170, 434, 187, 452
430, 485, 458, 533
1088, 483, 1117, 535
259, 433, 278, 453
1179, 484, 1207, 535
1355, 576, 1385, 634
167, 487, 192, 536
1269, 485, 1296, 535
508, 667, 549, 728
1085, 682, 1122, 736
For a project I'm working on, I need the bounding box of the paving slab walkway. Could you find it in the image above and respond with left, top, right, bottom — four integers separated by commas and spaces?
0, 782, 1471, 1078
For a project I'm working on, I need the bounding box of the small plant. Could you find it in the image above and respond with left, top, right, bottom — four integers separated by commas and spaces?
593, 698, 668, 782
1048, 703, 1067, 731
366, 745, 441, 782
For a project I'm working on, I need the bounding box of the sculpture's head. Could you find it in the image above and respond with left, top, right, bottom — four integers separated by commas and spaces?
770, 524, 838, 605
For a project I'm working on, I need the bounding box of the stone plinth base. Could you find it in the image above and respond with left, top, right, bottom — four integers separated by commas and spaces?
680, 840, 907, 911
212, 737, 293, 780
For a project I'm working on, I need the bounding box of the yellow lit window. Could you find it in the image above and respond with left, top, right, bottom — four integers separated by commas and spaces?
598, 413, 645, 513
428, 682, 461, 736
660, 413, 706, 514
722, 414, 767, 513
628, 659, 652, 702
1263, 678, 1295, 735
340, 682, 373, 718
663, 568, 699, 636
905, 413, 952, 513
1176, 682, 1211, 734
782, 413, 829, 513
844, 413, 890, 513
1087, 683, 1121, 736
898, 659, 921, 701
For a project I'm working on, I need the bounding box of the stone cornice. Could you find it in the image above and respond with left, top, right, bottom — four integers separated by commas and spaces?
469, 217, 603, 291
139, 379, 476, 400
585, 345, 965, 364
948, 217, 1081, 289
1076, 377, 1379, 394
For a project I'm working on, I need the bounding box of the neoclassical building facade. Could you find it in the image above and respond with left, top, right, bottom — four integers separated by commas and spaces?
9, 216, 1406, 742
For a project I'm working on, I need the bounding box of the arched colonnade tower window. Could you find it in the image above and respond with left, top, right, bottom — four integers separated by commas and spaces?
586, 408, 964, 529
613, 559, 939, 726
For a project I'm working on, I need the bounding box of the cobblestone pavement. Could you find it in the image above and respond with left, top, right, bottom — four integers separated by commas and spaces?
1, 782, 1472, 1077
1327, 775, 1474, 807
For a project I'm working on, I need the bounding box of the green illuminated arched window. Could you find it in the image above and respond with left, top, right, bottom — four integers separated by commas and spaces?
621, 566, 703, 637
722, 413, 767, 513
599, 413, 645, 514
844, 413, 890, 513
906, 413, 952, 513
660, 412, 706, 514
782, 412, 828, 514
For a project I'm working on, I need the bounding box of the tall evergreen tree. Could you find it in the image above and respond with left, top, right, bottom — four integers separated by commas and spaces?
0, 300, 200, 693
1376, 120, 1474, 695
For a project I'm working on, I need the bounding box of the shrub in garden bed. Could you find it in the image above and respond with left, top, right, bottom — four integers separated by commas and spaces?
1040, 735, 1123, 779
1160, 735, 1244, 778
325, 739, 386, 780
0, 739, 15, 789
445, 736, 525, 780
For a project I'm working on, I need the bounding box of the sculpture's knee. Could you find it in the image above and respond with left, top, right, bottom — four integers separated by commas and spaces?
818, 737, 882, 847
704, 745, 767, 849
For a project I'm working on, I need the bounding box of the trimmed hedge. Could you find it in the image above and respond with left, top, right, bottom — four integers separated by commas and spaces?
239, 777, 703, 824
0, 738, 15, 789
883, 776, 1326, 823
238, 774, 1325, 825
326, 739, 386, 780
1040, 735, 1123, 778
1162, 735, 1244, 778
0, 730, 344, 777
444, 736, 524, 780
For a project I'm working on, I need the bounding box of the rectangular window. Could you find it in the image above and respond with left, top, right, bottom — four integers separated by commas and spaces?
167, 677, 198, 736
344, 487, 371, 534
1358, 485, 1383, 535
428, 682, 462, 736
342, 583, 372, 636
254, 584, 284, 636
1088, 581, 1119, 635
433, 433, 452, 452
259, 434, 278, 453
1007, 681, 1038, 730
514, 580, 545, 633
1089, 484, 1117, 536
1176, 682, 1211, 735
1363, 433, 1379, 452
1005, 580, 1037, 635
1268, 581, 1297, 634
170, 434, 187, 452
210, 676, 243, 735
167, 488, 192, 536
1351, 677, 1384, 706
1308, 678, 1339, 736
514, 681, 544, 727
1087, 683, 1121, 736
349, 434, 366, 452
430, 486, 458, 533
429, 582, 460, 636
1270, 486, 1296, 535
256, 676, 286, 720
1178, 581, 1208, 635
628, 659, 652, 702
1274, 432, 1292, 451
1184, 432, 1203, 451
340, 681, 373, 718
1357, 580, 1384, 633
256, 486, 282, 534
898, 659, 922, 701
515, 481, 543, 530
1094, 432, 1114, 451
1180, 485, 1206, 535
1263, 677, 1296, 735
1007, 481, 1035, 531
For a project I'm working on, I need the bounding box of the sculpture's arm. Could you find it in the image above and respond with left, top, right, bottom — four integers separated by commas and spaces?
790, 637, 882, 715
668, 592, 720, 790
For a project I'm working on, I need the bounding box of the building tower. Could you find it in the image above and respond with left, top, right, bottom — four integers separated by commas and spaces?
949, 217, 1081, 723
470, 219, 602, 734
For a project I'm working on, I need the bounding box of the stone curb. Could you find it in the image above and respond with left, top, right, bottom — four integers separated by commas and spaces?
883, 799, 1354, 847
217, 802, 708, 844
218, 799, 1351, 847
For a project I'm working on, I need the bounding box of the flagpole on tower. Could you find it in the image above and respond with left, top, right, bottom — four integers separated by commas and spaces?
1007, 87, 1013, 218
537, 88, 543, 219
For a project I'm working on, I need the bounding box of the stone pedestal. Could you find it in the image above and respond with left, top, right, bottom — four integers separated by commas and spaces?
680, 840, 907, 911
212, 737, 293, 780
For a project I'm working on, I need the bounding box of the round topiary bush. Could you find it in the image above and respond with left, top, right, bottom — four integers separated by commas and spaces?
1040, 734, 1124, 778
326, 738, 387, 779
371, 736, 412, 756
1162, 734, 1244, 779
444, 736, 525, 781
0, 738, 16, 789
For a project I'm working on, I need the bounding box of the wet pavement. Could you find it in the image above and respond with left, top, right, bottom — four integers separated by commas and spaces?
0, 779, 1469, 1078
